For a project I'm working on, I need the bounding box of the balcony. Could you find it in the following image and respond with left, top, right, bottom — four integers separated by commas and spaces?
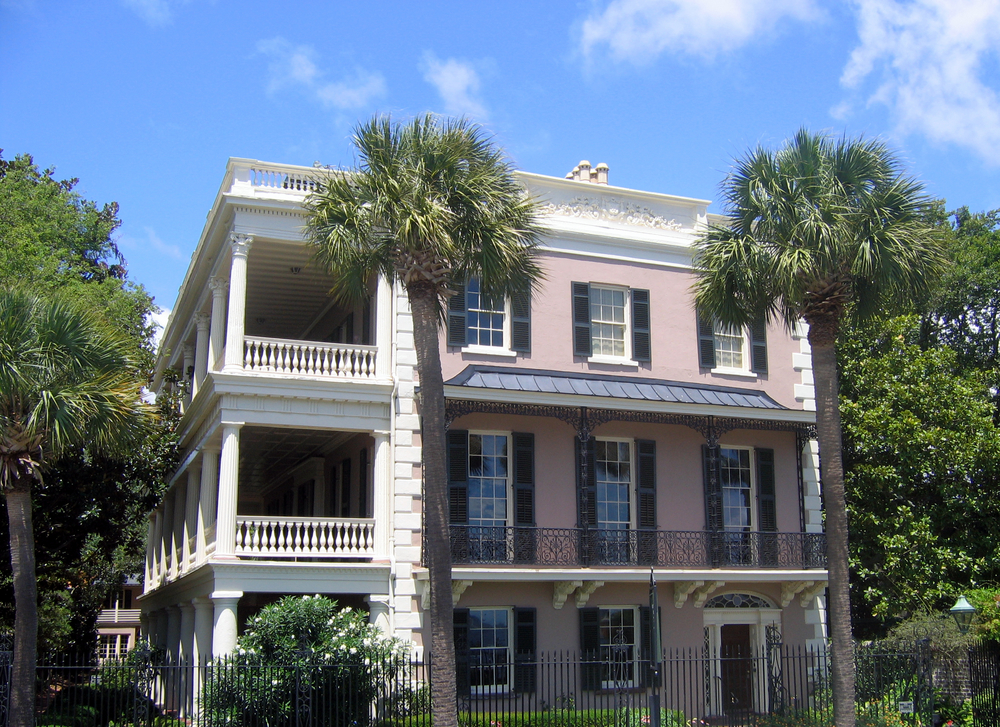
242, 337, 378, 380
235, 517, 376, 559
449, 526, 826, 570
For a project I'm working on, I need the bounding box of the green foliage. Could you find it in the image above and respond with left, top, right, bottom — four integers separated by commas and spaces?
0, 151, 175, 652
203, 596, 408, 727
966, 589, 1000, 641
839, 315, 1000, 624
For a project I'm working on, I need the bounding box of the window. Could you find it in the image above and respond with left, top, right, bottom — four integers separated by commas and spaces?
702, 446, 777, 567
448, 279, 531, 353
455, 607, 537, 696
697, 314, 768, 375
572, 282, 651, 362
448, 430, 536, 564
468, 433, 510, 561
580, 606, 659, 690
576, 437, 657, 565
595, 440, 633, 563
98, 633, 130, 661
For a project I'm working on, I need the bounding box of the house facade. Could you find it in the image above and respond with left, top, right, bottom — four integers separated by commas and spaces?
142, 157, 827, 715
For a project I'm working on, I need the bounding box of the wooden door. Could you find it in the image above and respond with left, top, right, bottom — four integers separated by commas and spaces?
720, 624, 754, 715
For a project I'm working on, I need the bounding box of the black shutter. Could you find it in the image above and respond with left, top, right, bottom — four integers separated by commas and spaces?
575, 437, 597, 528
756, 448, 776, 531
639, 606, 662, 687
697, 313, 716, 368
573, 282, 592, 356
580, 607, 602, 690
448, 282, 468, 347
511, 288, 531, 352
454, 609, 471, 696
513, 433, 536, 564
637, 439, 657, 566
448, 430, 469, 524
513, 608, 537, 693
632, 289, 651, 362
750, 315, 768, 374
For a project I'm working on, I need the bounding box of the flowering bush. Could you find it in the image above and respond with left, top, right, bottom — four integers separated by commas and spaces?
202, 595, 408, 727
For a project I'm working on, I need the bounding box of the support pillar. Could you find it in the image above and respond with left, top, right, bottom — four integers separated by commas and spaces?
183, 464, 201, 572
366, 594, 392, 637
179, 604, 196, 717
211, 591, 243, 657
193, 312, 211, 397
207, 277, 228, 372
160, 494, 174, 582
375, 274, 393, 378
182, 343, 194, 405
170, 481, 186, 579
223, 233, 253, 371
373, 431, 391, 558
197, 446, 220, 562
215, 425, 241, 559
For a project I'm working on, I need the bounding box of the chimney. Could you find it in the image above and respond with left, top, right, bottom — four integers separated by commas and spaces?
566, 159, 609, 185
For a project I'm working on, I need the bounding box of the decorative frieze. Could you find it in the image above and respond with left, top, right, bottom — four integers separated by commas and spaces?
540, 196, 683, 231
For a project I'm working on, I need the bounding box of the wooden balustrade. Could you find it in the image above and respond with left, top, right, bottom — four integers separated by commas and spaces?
243, 337, 378, 379
235, 516, 375, 558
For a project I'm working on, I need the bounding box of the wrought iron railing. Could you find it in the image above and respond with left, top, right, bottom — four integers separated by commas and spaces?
449, 526, 827, 569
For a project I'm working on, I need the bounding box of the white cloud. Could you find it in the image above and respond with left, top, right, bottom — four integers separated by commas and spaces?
145, 226, 184, 261
149, 308, 171, 354
840, 0, 1000, 164
421, 52, 488, 119
256, 37, 386, 111
122, 0, 178, 26
579, 0, 821, 63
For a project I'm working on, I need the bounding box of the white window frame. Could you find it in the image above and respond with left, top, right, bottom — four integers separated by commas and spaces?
598, 605, 640, 689
594, 438, 636, 530
711, 321, 756, 378
718, 445, 757, 533
467, 431, 513, 528
468, 606, 514, 694
462, 279, 516, 357
588, 284, 636, 365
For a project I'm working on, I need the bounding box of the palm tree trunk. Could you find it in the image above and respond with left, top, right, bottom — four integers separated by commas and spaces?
809, 333, 856, 727
5, 481, 37, 727
407, 287, 459, 727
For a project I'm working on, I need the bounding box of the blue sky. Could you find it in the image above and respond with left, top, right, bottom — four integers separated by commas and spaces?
3, 0, 1000, 322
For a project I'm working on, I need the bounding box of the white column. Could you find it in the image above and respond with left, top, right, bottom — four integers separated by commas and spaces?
373, 431, 391, 558
179, 603, 196, 717
211, 590, 243, 657
182, 344, 194, 405
197, 446, 220, 562
170, 482, 186, 580
144, 512, 156, 590
366, 595, 392, 636
192, 312, 211, 397
208, 277, 228, 372
193, 597, 214, 662
139, 611, 149, 643
223, 233, 253, 371
215, 425, 241, 559
375, 274, 393, 378
166, 606, 182, 662
183, 465, 201, 572
159, 496, 173, 582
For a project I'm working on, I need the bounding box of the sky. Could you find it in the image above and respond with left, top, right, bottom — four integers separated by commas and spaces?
3, 0, 1000, 323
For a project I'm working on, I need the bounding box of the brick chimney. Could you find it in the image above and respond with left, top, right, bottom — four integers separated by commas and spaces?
565, 160, 609, 185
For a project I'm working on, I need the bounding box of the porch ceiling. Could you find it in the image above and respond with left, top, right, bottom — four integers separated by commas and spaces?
237, 425, 356, 494
244, 239, 339, 341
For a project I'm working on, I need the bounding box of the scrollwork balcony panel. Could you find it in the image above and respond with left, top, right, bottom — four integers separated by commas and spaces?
449, 526, 826, 570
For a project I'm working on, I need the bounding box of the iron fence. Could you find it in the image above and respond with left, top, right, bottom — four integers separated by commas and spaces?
3, 638, 999, 726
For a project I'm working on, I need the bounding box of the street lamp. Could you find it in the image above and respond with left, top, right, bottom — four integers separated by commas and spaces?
949, 595, 977, 635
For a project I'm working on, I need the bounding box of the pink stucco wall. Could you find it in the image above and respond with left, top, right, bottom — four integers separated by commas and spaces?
440, 250, 805, 411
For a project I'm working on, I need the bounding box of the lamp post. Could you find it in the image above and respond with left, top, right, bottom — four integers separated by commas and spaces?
949, 595, 977, 635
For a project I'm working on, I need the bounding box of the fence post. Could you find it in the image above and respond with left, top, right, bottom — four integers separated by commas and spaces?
131, 641, 154, 727
916, 637, 935, 725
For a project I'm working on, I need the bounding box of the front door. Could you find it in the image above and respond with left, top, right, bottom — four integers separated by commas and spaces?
720, 624, 754, 716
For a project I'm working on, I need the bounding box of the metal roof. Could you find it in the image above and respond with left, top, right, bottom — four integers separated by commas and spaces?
444, 366, 788, 411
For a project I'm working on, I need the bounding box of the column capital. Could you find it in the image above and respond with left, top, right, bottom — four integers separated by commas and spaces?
209, 276, 229, 294
183, 343, 194, 358
229, 232, 254, 257
210, 590, 244, 603
194, 311, 211, 330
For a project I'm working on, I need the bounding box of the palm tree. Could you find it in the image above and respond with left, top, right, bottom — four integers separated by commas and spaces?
692, 130, 945, 727
0, 288, 153, 727
305, 114, 543, 726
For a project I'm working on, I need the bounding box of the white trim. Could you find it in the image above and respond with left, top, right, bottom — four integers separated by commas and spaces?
466, 606, 515, 695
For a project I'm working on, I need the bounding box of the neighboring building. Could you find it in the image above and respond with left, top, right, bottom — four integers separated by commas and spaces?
142, 157, 827, 716
97, 579, 142, 661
